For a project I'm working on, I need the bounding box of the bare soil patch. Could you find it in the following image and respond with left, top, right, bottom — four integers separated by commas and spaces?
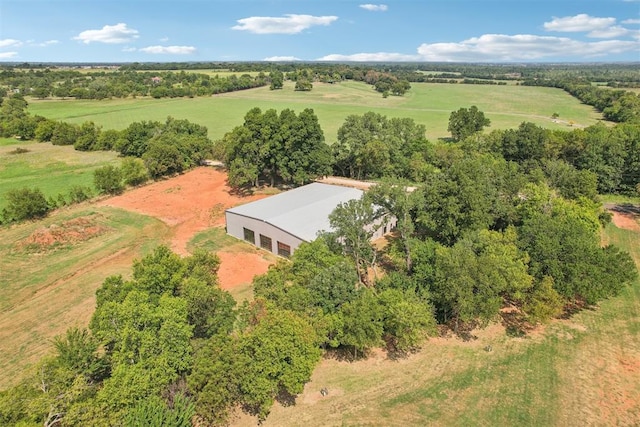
605, 203, 640, 232
17, 214, 109, 252
98, 167, 274, 289
217, 251, 273, 291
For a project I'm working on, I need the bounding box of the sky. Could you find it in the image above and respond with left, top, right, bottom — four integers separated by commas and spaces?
0, 0, 639, 63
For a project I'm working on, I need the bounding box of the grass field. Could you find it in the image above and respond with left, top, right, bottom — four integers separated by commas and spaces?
235, 216, 640, 427
0, 206, 170, 389
27, 80, 605, 143
0, 140, 120, 211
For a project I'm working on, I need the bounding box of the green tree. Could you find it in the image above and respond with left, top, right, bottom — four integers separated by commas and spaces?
378, 288, 436, 352
431, 228, 533, 327
73, 121, 100, 151
447, 105, 491, 142
269, 70, 284, 90
339, 289, 383, 357
2, 187, 50, 222
236, 307, 321, 421
93, 165, 124, 195
327, 196, 377, 285
120, 157, 149, 187
294, 79, 312, 91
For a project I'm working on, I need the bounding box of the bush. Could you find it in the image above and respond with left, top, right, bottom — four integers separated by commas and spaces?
68, 185, 93, 204
121, 157, 149, 187
1, 187, 50, 222
94, 165, 124, 195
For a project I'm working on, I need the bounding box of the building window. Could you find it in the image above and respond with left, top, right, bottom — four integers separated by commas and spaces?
277, 241, 291, 258
243, 227, 255, 244
259, 234, 272, 252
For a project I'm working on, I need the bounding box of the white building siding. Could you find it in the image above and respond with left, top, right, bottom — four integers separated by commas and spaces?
225, 211, 305, 256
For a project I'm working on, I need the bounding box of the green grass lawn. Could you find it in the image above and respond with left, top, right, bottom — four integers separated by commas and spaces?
0, 140, 120, 211
28, 80, 606, 143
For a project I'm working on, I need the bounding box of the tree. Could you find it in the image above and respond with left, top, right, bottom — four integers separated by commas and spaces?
327, 196, 377, 285
339, 289, 383, 357
2, 187, 50, 222
120, 157, 149, 187
431, 228, 533, 327
73, 121, 100, 151
366, 180, 419, 271
235, 307, 321, 421
143, 140, 183, 178
269, 70, 284, 90
447, 105, 491, 142
93, 165, 124, 195
294, 79, 312, 91
378, 289, 436, 352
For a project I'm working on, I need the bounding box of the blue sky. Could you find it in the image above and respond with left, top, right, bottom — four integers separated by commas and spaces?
1, 0, 638, 63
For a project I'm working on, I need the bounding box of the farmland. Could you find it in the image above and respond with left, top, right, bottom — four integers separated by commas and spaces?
27, 80, 605, 143
0, 140, 120, 211
2, 74, 639, 425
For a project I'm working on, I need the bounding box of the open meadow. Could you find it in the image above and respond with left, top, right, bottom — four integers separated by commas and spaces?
27, 80, 606, 143
0, 139, 120, 211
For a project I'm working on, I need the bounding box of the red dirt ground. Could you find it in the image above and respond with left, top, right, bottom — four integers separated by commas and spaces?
98, 167, 273, 289
610, 211, 640, 232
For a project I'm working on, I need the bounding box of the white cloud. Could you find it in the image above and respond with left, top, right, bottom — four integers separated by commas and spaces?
73, 23, 139, 44
544, 14, 616, 33
232, 14, 338, 34
588, 26, 631, 39
0, 51, 18, 59
320, 33, 640, 62
416, 34, 639, 61
122, 46, 137, 52
32, 40, 59, 47
139, 45, 196, 54
622, 19, 640, 24
263, 56, 301, 61
0, 39, 23, 48
359, 4, 388, 12
159, 37, 169, 42
318, 52, 419, 62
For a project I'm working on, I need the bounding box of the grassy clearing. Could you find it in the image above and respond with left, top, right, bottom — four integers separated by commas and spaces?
242, 218, 640, 427
0, 205, 170, 389
0, 140, 120, 211
28, 80, 605, 143
186, 226, 245, 253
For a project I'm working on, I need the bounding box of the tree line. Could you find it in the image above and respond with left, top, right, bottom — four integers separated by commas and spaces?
0, 94, 214, 224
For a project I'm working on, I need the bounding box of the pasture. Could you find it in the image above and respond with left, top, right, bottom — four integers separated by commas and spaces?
0, 140, 120, 211
27, 80, 605, 143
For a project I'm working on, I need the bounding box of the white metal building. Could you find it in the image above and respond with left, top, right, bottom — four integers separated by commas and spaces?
225, 182, 395, 257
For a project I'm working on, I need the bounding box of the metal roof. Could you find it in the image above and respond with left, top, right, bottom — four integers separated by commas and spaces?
226, 183, 363, 242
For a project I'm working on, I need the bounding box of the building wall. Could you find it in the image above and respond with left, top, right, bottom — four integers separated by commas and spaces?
225, 211, 305, 257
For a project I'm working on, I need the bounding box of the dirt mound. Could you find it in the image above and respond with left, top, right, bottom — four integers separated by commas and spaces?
18, 214, 109, 252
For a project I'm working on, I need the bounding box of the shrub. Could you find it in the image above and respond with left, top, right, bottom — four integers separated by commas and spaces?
121, 157, 149, 187
94, 165, 124, 195
68, 185, 93, 204
2, 187, 50, 222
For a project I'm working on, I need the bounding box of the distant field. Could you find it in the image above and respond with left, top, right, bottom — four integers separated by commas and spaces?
0, 140, 120, 211
0, 206, 170, 389
27, 80, 606, 143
